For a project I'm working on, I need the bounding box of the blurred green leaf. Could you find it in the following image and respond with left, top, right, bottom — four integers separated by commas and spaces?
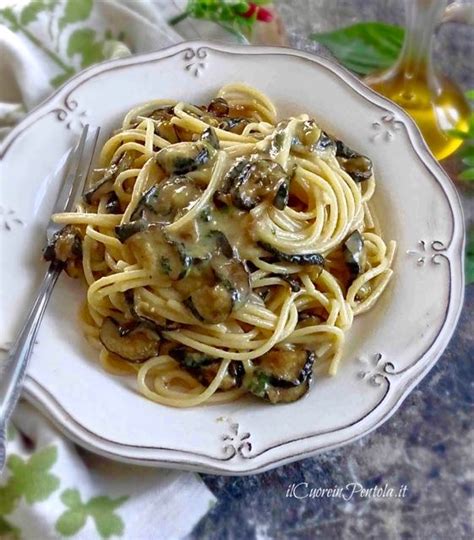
175, 0, 269, 37
20, 0, 48, 25
67, 28, 105, 68
448, 128, 470, 139
310, 22, 404, 75
466, 229, 474, 285
6, 446, 59, 504
56, 509, 86, 537
0, 7, 20, 29
55, 490, 127, 539
59, 0, 93, 30
50, 71, 74, 88
462, 156, 474, 167
235, 2, 250, 14
0, 517, 19, 538
458, 168, 474, 181
451, 90, 474, 182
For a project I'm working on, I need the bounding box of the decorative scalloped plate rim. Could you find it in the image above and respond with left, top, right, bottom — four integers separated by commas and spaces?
0, 42, 465, 474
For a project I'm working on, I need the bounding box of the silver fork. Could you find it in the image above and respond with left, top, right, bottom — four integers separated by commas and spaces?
0, 125, 100, 471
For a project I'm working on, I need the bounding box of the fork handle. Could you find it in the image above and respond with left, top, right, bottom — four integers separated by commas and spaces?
0, 263, 61, 424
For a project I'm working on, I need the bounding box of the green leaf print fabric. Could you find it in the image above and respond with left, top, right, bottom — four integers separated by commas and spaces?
0, 0, 182, 138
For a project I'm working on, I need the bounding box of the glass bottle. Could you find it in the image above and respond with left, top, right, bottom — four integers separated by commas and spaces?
365, 0, 470, 160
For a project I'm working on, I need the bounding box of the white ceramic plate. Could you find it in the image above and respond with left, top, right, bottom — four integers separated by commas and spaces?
0, 42, 464, 474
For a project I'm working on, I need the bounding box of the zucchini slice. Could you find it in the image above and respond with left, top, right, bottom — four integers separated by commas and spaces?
343, 230, 365, 279
273, 180, 290, 211
184, 283, 234, 324
200, 127, 220, 150
245, 349, 315, 404
259, 241, 324, 266
292, 120, 323, 153
148, 108, 179, 143
178, 230, 250, 323
169, 346, 215, 369
129, 106, 175, 128
126, 224, 191, 280
174, 261, 213, 298
43, 225, 82, 277
271, 273, 301, 292
207, 97, 229, 117
84, 152, 133, 205
256, 286, 271, 302
170, 346, 244, 390
148, 106, 175, 121
131, 176, 203, 224
314, 130, 336, 152
207, 230, 234, 258
155, 141, 214, 175
269, 122, 287, 158
83, 167, 116, 205
335, 140, 373, 182
210, 253, 250, 310
223, 158, 290, 211
297, 313, 322, 328
115, 219, 148, 242
217, 117, 249, 134
155, 120, 179, 144
124, 289, 167, 328
99, 317, 160, 363
221, 159, 252, 194
183, 256, 250, 324
246, 372, 309, 403
195, 360, 244, 391
105, 192, 121, 214
174, 124, 196, 142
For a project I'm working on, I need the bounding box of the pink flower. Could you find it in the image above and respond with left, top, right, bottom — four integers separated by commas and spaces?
243, 3, 274, 23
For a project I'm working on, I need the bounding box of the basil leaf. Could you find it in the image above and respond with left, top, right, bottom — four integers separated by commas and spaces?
466, 229, 474, 285
462, 156, 474, 168
455, 91, 474, 182
310, 22, 404, 75
448, 129, 470, 139
459, 168, 474, 181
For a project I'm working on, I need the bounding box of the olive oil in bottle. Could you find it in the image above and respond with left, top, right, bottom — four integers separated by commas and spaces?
365, 0, 470, 161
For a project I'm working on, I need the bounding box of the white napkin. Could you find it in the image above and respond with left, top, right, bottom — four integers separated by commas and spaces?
0, 1, 225, 538
0, 0, 244, 137
1, 402, 215, 540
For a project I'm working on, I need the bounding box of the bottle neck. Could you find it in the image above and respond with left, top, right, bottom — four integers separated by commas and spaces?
395, 0, 446, 84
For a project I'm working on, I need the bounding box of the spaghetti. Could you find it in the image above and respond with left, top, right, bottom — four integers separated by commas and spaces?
48, 84, 396, 407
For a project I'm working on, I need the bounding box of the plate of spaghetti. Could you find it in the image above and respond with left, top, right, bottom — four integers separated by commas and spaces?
0, 42, 464, 473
